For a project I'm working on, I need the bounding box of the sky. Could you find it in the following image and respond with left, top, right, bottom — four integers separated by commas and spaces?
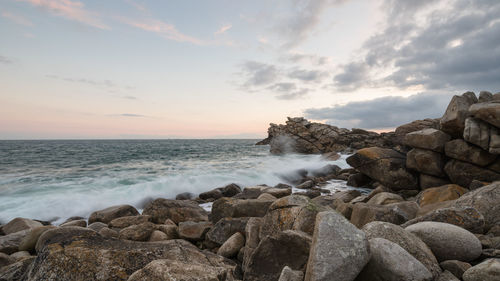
1, 0, 499, 139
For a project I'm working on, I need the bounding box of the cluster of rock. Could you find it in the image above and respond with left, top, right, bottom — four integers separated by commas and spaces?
256, 117, 398, 154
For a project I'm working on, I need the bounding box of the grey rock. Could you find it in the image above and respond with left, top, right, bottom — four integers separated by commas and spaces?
347, 173, 372, 187
0, 252, 15, 268
0, 256, 35, 281
440, 94, 476, 137
445, 139, 497, 166
109, 215, 151, 228
262, 187, 292, 198
9, 251, 31, 260
404, 128, 451, 152
395, 118, 440, 145
464, 117, 491, 150
60, 219, 87, 228
406, 148, 446, 177
2, 218, 43, 235
217, 232, 245, 258
118, 222, 155, 241
462, 258, 500, 281
279, 266, 304, 281
210, 198, 273, 223
98, 227, 118, 239
405, 222, 482, 262
454, 182, 500, 231
402, 207, 484, 234
479, 91, 493, 102
155, 224, 178, 240
0, 230, 30, 255
175, 192, 195, 200
489, 126, 500, 154
88, 204, 139, 224
178, 221, 212, 242
437, 270, 460, 281
205, 217, 248, 246
440, 260, 471, 280
87, 222, 108, 232
420, 174, 451, 190
244, 217, 262, 250
18, 225, 57, 253
305, 211, 370, 281
350, 202, 418, 228
469, 101, 500, 128
444, 159, 500, 188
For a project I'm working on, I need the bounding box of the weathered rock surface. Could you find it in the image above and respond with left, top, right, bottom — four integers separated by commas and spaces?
0, 256, 35, 281
350, 202, 418, 228
453, 182, 500, 231
462, 258, 500, 281
148, 230, 168, 242
464, 117, 491, 150
217, 232, 245, 258
278, 266, 304, 281
402, 207, 485, 234
34, 227, 96, 253
178, 221, 213, 241
405, 222, 482, 262
305, 211, 370, 281
444, 159, 500, 187
437, 270, 461, 281
418, 184, 469, 207
109, 215, 151, 228
0, 252, 15, 268
87, 222, 107, 232
18, 225, 57, 253
362, 222, 441, 278
406, 148, 446, 177
2, 218, 43, 235
88, 205, 139, 224
366, 192, 404, 205
244, 230, 311, 281
404, 128, 451, 152
395, 118, 440, 144
469, 101, 500, 128
440, 260, 472, 280
210, 198, 273, 223
205, 217, 248, 246
355, 238, 433, 281
440, 93, 476, 137
142, 199, 208, 224
118, 222, 155, 241
0, 230, 30, 254
346, 147, 418, 191
445, 139, 497, 166
60, 219, 86, 228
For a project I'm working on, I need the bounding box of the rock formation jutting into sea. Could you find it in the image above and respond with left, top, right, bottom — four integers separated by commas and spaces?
1, 91, 500, 280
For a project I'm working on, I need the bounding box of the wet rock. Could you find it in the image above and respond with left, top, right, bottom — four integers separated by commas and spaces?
2, 218, 43, 235
346, 147, 418, 191
367, 192, 404, 205
454, 182, 500, 231
310, 164, 341, 178
347, 173, 372, 187
294, 189, 321, 199
418, 184, 469, 207
356, 238, 433, 281
445, 139, 497, 166
419, 174, 451, 190
444, 159, 500, 188
210, 198, 273, 223
89, 205, 139, 224
205, 217, 248, 246
362, 222, 441, 278
178, 221, 213, 242
0, 256, 35, 281
0, 230, 30, 254
402, 207, 485, 234
109, 215, 151, 228
118, 222, 155, 241
220, 183, 242, 197
405, 222, 482, 262
469, 101, 500, 128
217, 232, 245, 258
296, 180, 315, 189
440, 260, 471, 279
142, 199, 208, 224
463, 117, 491, 150
406, 148, 446, 177
404, 128, 451, 152
244, 230, 311, 281
233, 186, 266, 199
440, 93, 476, 137
305, 211, 370, 281
462, 258, 500, 281
278, 266, 304, 281
199, 188, 223, 200
175, 192, 195, 200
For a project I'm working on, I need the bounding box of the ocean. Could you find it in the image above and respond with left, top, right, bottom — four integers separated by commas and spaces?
0, 139, 355, 224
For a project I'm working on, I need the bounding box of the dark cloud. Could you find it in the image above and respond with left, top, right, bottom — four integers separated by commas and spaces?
288, 68, 328, 82
0, 55, 14, 64
334, 0, 500, 92
280, 53, 330, 65
305, 92, 455, 129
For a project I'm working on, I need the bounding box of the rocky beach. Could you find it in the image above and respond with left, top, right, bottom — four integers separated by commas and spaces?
1, 91, 500, 281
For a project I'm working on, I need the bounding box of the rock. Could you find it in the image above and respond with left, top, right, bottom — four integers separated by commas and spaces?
142, 199, 208, 224
489, 126, 500, 154
60, 219, 87, 227
321, 152, 341, 160
0, 256, 35, 281
2, 218, 43, 235
445, 139, 497, 166
362, 222, 441, 278
469, 101, 500, 128
310, 164, 342, 178
18, 225, 57, 253
356, 238, 433, 281
217, 232, 245, 258
127, 259, 237, 281
233, 186, 266, 199
305, 211, 370, 281
404, 128, 451, 152
367, 192, 404, 205
155, 224, 178, 240
437, 270, 461, 281
26, 230, 237, 281
294, 189, 321, 199
347, 173, 372, 187
453, 182, 500, 231
444, 159, 500, 188
109, 215, 151, 228
10, 251, 31, 260
87, 222, 108, 232
0, 252, 15, 268
199, 188, 223, 200
418, 184, 469, 207
346, 147, 418, 191
406, 148, 446, 177
118, 222, 155, 241
296, 180, 315, 189
464, 117, 491, 150
256, 193, 277, 200
395, 118, 440, 144
99, 227, 118, 239
479, 91, 493, 102
420, 174, 451, 189
244, 230, 311, 281
175, 192, 195, 200
220, 183, 242, 197
88, 205, 139, 224
440, 94, 476, 137
440, 260, 471, 280
205, 217, 248, 246
278, 266, 304, 281
210, 198, 273, 223
0, 230, 30, 254
350, 202, 418, 228
402, 207, 485, 234
244, 217, 262, 249
35, 226, 96, 253
405, 222, 482, 262
262, 187, 292, 198
178, 221, 213, 241
462, 258, 500, 281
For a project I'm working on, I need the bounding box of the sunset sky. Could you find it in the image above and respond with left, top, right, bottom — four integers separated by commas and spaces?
1, 0, 499, 139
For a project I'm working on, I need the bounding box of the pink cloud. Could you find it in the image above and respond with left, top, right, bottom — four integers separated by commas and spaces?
123, 18, 205, 45
215, 24, 232, 35
1, 11, 33, 26
17, 0, 109, 29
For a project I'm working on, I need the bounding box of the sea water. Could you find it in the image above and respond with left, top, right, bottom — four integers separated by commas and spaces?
0, 139, 360, 224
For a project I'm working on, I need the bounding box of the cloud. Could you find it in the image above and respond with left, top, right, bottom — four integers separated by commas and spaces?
122, 18, 205, 45
281, 52, 331, 65
239, 61, 280, 88
276, 88, 310, 100
1, 11, 33, 26
288, 68, 328, 82
333, 0, 500, 92
117, 113, 146, 117
0, 55, 14, 64
215, 24, 232, 35
17, 0, 109, 29
305, 92, 454, 129
46, 75, 135, 95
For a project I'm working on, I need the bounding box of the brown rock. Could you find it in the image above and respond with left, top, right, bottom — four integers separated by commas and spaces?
118, 222, 155, 241
210, 198, 273, 223
453, 182, 500, 231
445, 139, 497, 166
0, 230, 30, 255
463, 117, 491, 150
402, 207, 485, 234
99, 227, 118, 239
148, 230, 168, 242
88, 205, 139, 224
155, 224, 178, 240
18, 225, 57, 253
205, 217, 248, 246
440, 260, 472, 279
60, 219, 87, 228
404, 128, 451, 152
350, 202, 418, 228
440, 93, 476, 137
217, 232, 245, 258
367, 192, 404, 205
2, 218, 43, 235
178, 221, 212, 241
444, 159, 500, 188
469, 101, 500, 128
420, 174, 451, 190
406, 148, 446, 177
142, 199, 208, 224
418, 184, 469, 207
109, 215, 151, 228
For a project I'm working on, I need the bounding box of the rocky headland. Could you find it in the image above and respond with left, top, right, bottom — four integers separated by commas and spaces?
2, 91, 500, 280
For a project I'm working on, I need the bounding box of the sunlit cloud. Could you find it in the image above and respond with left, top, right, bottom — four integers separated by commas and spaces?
1, 11, 33, 26
17, 0, 109, 29
215, 23, 232, 35
122, 18, 205, 45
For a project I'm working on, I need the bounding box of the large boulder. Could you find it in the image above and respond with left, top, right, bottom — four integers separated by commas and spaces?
2, 218, 43, 235
217, 232, 245, 258
35, 227, 96, 253
462, 258, 500, 281
453, 182, 500, 231
305, 211, 370, 281
109, 215, 151, 228
403, 128, 451, 152
355, 238, 433, 281
406, 148, 446, 177
178, 221, 213, 242
244, 230, 311, 281
0, 256, 36, 281
395, 118, 440, 144
445, 139, 497, 166
417, 184, 469, 207
362, 222, 441, 278
0, 230, 30, 254
18, 225, 57, 253
463, 117, 491, 150
346, 147, 418, 191
142, 199, 208, 224
444, 159, 500, 188
350, 202, 418, 228
205, 217, 248, 246
405, 222, 482, 262
440, 93, 476, 137
402, 207, 485, 234
88, 205, 139, 224
469, 101, 500, 128
118, 222, 155, 241
26, 229, 237, 280
210, 198, 273, 223
366, 192, 404, 205
440, 260, 472, 280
